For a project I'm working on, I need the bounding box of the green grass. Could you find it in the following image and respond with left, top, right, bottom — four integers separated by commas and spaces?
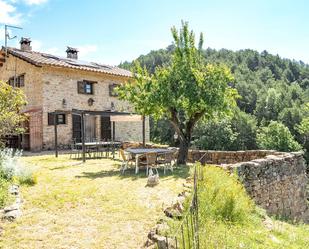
169, 165, 309, 249
0, 154, 188, 249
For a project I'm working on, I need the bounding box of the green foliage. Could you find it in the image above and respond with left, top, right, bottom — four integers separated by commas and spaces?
0, 177, 10, 208
257, 121, 302, 152
199, 165, 254, 223
0, 148, 37, 188
0, 81, 27, 146
16, 170, 37, 186
118, 22, 237, 164
192, 109, 257, 150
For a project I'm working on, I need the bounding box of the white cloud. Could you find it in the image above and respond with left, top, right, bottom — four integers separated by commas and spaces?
0, 0, 22, 25
22, 0, 48, 5
76, 45, 98, 58
31, 39, 42, 50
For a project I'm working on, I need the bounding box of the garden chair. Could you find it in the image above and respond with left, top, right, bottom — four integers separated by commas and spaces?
120, 149, 134, 174
70, 139, 80, 159
139, 152, 158, 176
157, 152, 175, 174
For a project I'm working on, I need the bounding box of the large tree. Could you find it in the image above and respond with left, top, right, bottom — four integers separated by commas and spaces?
0, 81, 27, 146
118, 22, 237, 164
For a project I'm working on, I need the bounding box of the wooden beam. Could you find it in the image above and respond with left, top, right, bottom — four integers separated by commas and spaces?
54, 114, 58, 158
110, 115, 142, 122
142, 116, 145, 147
81, 112, 86, 163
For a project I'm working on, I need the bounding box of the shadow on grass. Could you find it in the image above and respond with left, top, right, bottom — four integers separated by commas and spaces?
75, 165, 191, 181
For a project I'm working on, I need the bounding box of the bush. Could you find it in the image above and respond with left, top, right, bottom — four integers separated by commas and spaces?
15, 169, 37, 186
198, 165, 254, 224
257, 121, 302, 152
0, 148, 37, 186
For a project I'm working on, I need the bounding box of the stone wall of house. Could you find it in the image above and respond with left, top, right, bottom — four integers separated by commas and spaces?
41, 66, 149, 149
189, 149, 309, 222
0, 55, 44, 150
0, 55, 43, 110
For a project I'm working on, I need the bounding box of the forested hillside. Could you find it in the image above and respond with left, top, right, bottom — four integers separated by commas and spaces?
120, 47, 309, 162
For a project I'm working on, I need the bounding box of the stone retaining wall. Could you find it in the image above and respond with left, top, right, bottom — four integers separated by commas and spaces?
189, 149, 309, 222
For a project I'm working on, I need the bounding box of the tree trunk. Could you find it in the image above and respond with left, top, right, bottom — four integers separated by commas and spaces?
177, 137, 190, 165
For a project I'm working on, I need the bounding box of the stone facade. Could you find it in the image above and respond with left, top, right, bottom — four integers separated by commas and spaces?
188, 149, 309, 222
0, 52, 150, 151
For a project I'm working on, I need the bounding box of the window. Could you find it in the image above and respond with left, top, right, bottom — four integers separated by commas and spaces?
109, 83, 120, 97
48, 113, 66, 125
77, 80, 95, 94
7, 74, 25, 88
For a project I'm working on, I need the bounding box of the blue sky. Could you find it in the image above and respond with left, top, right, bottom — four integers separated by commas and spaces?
0, 0, 309, 65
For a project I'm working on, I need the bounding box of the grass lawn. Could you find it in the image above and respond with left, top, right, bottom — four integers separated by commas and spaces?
0, 154, 188, 249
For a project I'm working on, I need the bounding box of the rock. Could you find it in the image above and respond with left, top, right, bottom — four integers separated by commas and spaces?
4, 203, 19, 213
155, 222, 169, 235
9, 185, 19, 195
3, 209, 21, 221
148, 228, 156, 240
164, 207, 182, 219
156, 236, 168, 249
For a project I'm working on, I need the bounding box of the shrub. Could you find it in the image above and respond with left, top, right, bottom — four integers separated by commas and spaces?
0, 148, 37, 186
257, 121, 302, 152
198, 165, 254, 224
16, 169, 37, 186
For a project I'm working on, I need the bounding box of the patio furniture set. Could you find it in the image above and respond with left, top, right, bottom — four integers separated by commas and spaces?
69, 139, 177, 175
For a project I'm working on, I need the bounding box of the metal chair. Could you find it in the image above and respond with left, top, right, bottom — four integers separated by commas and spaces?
70, 139, 80, 159
157, 152, 175, 174
139, 152, 158, 176
120, 149, 134, 174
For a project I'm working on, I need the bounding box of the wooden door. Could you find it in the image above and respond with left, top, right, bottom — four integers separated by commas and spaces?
72, 114, 82, 142
85, 115, 96, 142
101, 116, 111, 140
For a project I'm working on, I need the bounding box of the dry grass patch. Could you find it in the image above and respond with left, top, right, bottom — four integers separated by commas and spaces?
0, 154, 188, 249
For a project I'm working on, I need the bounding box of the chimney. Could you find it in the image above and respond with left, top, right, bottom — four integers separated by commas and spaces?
66, 46, 78, 59
20, 37, 32, 51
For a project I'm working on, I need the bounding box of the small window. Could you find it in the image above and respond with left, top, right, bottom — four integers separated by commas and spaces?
48, 113, 66, 125
7, 74, 25, 88
77, 80, 95, 94
109, 83, 119, 97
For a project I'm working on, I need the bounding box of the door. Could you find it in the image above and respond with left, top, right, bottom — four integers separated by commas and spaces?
101, 116, 111, 140
85, 115, 96, 142
72, 114, 82, 142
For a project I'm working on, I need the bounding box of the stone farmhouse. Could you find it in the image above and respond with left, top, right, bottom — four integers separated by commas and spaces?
0, 38, 149, 151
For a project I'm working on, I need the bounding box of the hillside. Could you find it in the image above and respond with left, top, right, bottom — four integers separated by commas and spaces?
120, 47, 309, 161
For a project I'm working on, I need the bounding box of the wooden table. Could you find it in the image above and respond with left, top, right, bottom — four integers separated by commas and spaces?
125, 148, 172, 174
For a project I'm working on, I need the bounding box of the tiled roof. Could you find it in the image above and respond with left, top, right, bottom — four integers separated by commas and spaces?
4, 47, 132, 78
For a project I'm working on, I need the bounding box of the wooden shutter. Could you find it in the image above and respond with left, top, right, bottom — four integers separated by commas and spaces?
77, 81, 84, 93
19, 75, 25, 87
48, 113, 55, 125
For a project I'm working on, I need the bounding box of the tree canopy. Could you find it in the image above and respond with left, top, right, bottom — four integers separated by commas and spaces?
120, 33, 309, 164
118, 22, 238, 164
0, 81, 27, 146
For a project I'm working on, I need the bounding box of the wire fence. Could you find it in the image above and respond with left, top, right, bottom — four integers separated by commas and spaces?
160, 156, 205, 249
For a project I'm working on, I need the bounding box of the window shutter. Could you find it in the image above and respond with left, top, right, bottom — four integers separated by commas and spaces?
77, 81, 84, 93
19, 75, 25, 87
48, 113, 55, 125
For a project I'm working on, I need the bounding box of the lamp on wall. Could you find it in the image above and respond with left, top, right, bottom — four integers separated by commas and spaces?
62, 98, 67, 109
111, 102, 115, 112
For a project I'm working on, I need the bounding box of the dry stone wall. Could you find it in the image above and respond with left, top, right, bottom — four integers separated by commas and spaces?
189, 150, 309, 222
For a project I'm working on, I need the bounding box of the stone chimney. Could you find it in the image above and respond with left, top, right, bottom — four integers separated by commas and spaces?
20, 37, 32, 51
66, 47, 78, 59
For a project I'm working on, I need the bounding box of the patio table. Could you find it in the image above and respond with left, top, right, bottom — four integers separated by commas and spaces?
75, 141, 122, 159
125, 148, 172, 174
